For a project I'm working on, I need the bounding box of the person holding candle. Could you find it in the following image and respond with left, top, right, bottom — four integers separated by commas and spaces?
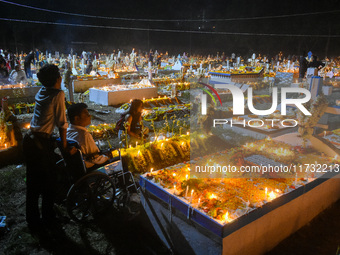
23, 64, 76, 232
118, 99, 149, 145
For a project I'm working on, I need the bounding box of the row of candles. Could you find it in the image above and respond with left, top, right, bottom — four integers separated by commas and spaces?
0, 83, 27, 89
147, 164, 284, 224
132, 132, 190, 151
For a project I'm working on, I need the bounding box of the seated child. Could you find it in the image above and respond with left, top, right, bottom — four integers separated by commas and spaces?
67, 103, 109, 169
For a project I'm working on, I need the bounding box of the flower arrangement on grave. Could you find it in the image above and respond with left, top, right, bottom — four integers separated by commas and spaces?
238, 138, 296, 166
117, 96, 180, 112
143, 137, 333, 224
87, 123, 116, 139
6, 102, 35, 115
162, 82, 191, 91
118, 134, 191, 173
143, 104, 191, 122
145, 164, 292, 224
152, 77, 183, 86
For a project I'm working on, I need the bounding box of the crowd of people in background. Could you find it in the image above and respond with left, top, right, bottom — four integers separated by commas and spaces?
0, 47, 338, 85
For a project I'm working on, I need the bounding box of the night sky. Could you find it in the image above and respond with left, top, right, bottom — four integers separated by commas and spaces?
0, 0, 340, 57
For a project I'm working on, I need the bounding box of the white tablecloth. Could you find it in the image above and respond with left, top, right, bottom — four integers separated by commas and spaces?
89, 87, 158, 106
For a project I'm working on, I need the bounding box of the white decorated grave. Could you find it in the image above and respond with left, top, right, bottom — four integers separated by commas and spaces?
89, 82, 157, 106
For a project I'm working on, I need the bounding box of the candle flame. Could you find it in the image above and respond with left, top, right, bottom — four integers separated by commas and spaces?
223, 211, 229, 223
268, 191, 276, 201
209, 193, 218, 200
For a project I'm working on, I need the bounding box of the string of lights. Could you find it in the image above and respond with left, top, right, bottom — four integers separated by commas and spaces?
0, 0, 339, 22
1, 18, 339, 37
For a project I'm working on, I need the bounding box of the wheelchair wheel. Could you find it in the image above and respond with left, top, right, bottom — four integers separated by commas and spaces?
66, 172, 115, 222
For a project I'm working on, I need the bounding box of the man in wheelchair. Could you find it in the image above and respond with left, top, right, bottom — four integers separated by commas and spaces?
66, 103, 110, 171
65, 103, 140, 209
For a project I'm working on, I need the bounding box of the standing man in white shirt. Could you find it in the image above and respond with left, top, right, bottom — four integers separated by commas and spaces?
23, 64, 75, 232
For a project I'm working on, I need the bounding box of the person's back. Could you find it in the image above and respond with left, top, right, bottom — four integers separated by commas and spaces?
23, 64, 74, 232
25, 52, 34, 64
308, 55, 325, 69
299, 55, 308, 79
24, 51, 35, 78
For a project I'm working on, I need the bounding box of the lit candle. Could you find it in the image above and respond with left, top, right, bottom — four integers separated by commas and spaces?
324, 131, 326, 137
223, 211, 229, 223
136, 141, 138, 147
185, 185, 189, 197
265, 187, 268, 199
268, 191, 276, 201
150, 168, 153, 173
190, 189, 194, 203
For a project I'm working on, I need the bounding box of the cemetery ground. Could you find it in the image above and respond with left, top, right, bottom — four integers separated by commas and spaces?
0, 94, 339, 255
